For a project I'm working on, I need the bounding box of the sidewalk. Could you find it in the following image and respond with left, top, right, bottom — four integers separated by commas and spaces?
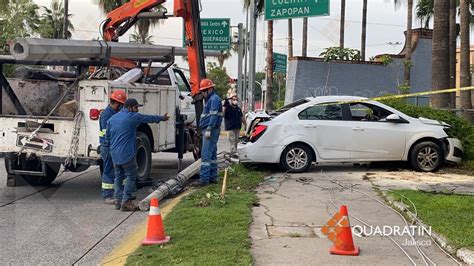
250, 166, 459, 265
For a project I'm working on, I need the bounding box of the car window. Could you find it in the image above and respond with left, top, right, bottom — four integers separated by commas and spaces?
298, 104, 343, 120
147, 67, 172, 85
173, 69, 191, 93
349, 102, 392, 122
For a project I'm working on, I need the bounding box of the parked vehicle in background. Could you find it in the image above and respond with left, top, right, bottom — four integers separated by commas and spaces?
238, 96, 463, 173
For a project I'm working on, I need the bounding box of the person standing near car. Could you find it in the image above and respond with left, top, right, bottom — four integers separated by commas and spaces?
223, 93, 246, 156
104, 98, 170, 211
193, 79, 222, 187
99, 90, 127, 205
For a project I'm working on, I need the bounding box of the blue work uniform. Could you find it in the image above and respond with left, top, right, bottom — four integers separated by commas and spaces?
99, 105, 117, 199
104, 109, 165, 203
199, 90, 223, 184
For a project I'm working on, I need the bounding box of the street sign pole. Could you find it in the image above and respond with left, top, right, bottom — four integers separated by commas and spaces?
248, 0, 257, 111
237, 23, 244, 103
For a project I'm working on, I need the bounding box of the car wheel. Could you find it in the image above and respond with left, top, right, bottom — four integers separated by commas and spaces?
280, 143, 313, 173
410, 141, 444, 172
136, 132, 152, 185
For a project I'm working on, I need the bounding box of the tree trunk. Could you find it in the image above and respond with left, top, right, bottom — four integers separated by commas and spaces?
361, 0, 367, 61
62, 0, 69, 39
266, 20, 274, 111
288, 19, 293, 58
302, 17, 307, 57
403, 0, 413, 87
340, 0, 345, 49
460, 0, 473, 117
449, 0, 457, 108
431, 0, 451, 108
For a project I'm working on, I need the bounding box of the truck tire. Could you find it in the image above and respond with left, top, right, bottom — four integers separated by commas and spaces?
136, 132, 152, 185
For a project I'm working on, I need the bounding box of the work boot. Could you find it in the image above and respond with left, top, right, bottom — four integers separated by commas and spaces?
190, 181, 208, 187
115, 200, 121, 210
121, 201, 138, 212
103, 198, 115, 205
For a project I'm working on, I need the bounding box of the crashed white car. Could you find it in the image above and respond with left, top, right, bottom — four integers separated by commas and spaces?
238, 96, 463, 173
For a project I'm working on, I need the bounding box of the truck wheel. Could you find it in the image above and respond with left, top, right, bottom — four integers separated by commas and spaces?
136, 132, 152, 185
410, 141, 444, 172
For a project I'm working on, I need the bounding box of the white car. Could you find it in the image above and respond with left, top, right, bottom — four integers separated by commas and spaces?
238, 96, 463, 172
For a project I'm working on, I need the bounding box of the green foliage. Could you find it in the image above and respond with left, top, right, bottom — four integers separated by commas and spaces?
398, 84, 410, 94
378, 54, 393, 66
0, 0, 40, 54
382, 98, 474, 160
206, 62, 231, 98
274, 100, 285, 110
403, 59, 413, 69
127, 164, 269, 265
389, 190, 474, 249
320, 47, 361, 61
38, 0, 74, 39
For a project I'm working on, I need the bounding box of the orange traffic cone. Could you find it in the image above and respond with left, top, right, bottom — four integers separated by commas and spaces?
329, 205, 360, 256
142, 198, 170, 246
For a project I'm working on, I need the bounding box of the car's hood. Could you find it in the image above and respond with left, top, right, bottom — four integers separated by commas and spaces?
418, 117, 450, 127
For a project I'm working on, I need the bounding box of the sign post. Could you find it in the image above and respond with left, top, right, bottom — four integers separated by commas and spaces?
265, 0, 330, 20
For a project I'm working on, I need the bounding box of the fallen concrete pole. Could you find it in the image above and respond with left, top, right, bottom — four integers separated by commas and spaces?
10, 38, 220, 61
139, 159, 202, 211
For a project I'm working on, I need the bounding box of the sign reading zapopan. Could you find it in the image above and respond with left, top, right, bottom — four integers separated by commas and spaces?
265, 0, 330, 21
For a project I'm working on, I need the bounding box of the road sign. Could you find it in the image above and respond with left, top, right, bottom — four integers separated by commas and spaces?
183, 18, 231, 51
273, 52, 287, 73
265, 0, 330, 20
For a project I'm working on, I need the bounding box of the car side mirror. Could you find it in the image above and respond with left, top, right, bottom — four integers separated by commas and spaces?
386, 114, 402, 122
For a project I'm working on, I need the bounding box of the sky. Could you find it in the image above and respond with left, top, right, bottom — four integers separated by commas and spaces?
32, 0, 420, 77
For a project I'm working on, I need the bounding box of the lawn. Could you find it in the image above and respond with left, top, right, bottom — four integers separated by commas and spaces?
389, 190, 474, 250
126, 164, 269, 265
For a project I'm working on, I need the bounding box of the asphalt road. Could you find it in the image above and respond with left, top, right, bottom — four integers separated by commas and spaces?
0, 152, 195, 265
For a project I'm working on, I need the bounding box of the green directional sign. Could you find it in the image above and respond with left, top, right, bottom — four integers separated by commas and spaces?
183, 18, 231, 51
265, 0, 330, 20
273, 52, 287, 73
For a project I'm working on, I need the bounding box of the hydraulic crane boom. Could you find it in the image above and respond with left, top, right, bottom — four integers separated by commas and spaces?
102, 0, 206, 122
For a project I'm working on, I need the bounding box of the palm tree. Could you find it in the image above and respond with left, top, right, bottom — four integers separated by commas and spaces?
460, 0, 472, 115
416, 0, 434, 28
96, 0, 162, 41
404, 0, 413, 88
431, 0, 451, 108
288, 19, 293, 58
449, 0, 457, 107
302, 17, 308, 56
340, 0, 346, 49
361, 0, 368, 60
266, 20, 274, 110
38, 0, 74, 39
217, 50, 232, 68
130, 31, 153, 44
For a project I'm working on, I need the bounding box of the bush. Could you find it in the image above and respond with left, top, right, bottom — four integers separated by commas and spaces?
382, 98, 474, 160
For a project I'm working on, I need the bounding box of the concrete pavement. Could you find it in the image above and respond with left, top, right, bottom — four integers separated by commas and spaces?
250, 165, 460, 265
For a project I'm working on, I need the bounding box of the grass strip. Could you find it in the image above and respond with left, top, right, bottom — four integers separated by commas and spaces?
389, 189, 474, 250
126, 164, 269, 265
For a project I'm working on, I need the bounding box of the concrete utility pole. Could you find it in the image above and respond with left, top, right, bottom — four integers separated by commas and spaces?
63, 0, 69, 39
243, 8, 249, 111
237, 23, 244, 102
248, 0, 258, 111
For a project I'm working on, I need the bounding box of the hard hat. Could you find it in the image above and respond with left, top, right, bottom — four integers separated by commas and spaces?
199, 79, 215, 91
110, 90, 127, 104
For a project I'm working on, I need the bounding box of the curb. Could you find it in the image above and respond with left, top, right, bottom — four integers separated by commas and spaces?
100, 191, 193, 266
382, 191, 474, 265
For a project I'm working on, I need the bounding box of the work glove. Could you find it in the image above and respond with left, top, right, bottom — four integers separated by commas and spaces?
204, 130, 211, 139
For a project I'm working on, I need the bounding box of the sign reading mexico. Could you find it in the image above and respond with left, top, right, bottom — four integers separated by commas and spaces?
265, 0, 330, 20
183, 18, 231, 51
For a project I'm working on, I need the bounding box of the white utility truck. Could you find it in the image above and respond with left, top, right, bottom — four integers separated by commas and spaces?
0, 63, 199, 187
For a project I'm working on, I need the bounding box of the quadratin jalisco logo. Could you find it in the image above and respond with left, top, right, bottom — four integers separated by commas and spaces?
321, 211, 348, 248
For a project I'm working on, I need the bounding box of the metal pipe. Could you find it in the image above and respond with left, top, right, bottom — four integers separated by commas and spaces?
9, 38, 220, 61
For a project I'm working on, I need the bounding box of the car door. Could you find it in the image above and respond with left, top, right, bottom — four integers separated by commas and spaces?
297, 103, 352, 160
347, 102, 406, 160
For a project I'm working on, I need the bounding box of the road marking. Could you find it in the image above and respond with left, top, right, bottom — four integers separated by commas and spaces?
100, 190, 193, 266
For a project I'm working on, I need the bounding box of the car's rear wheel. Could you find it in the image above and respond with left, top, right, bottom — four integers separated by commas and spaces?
280, 143, 313, 173
410, 141, 444, 172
